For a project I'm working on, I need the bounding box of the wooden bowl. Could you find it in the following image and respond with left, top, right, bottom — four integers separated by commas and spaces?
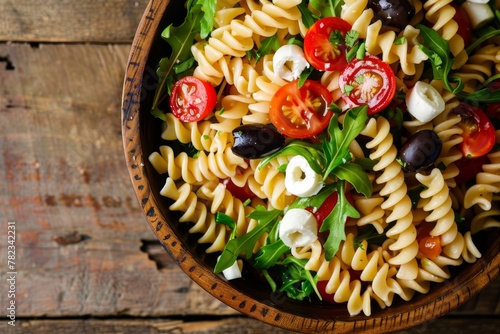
121, 1, 500, 332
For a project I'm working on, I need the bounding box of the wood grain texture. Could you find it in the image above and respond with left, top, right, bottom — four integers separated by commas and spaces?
0, 0, 149, 43
0, 43, 235, 317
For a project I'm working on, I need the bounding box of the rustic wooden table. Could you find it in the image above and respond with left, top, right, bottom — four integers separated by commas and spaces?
0, 1, 499, 333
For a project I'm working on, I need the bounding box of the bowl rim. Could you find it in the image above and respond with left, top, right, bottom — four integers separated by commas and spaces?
121, 1, 500, 333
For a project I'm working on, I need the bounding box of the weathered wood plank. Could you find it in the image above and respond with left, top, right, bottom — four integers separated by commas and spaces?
1, 316, 500, 334
0, 43, 235, 317
0, 0, 149, 43
0, 318, 297, 334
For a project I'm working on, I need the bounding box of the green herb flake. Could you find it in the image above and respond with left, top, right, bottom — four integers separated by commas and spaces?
344, 84, 354, 95
329, 30, 343, 46
255, 34, 280, 63
345, 30, 359, 48
393, 37, 406, 45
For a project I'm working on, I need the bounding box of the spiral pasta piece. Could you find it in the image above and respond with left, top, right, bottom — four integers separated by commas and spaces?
159, 177, 226, 253
360, 117, 418, 266
149, 142, 247, 186
464, 150, 500, 210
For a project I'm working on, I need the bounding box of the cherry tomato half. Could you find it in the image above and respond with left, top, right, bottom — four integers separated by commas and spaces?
304, 17, 352, 72
451, 3, 473, 46
452, 103, 496, 158
339, 55, 396, 115
416, 222, 441, 259
269, 80, 333, 139
169, 76, 217, 122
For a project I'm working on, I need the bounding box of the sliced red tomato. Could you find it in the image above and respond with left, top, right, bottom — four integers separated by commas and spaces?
451, 3, 473, 46
416, 222, 441, 259
454, 155, 489, 184
221, 177, 255, 202
303, 17, 352, 72
269, 80, 333, 139
169, 76, 217, 122
339, 55, 396, 115
452, 103, 496, 158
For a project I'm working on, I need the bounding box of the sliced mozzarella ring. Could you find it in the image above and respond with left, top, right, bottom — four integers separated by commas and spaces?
285, 155, 323, 197
405, 81, 445, 122
273, 44, 310, 82
461, 2, 494, 29
279, 208, 318, 248
217, 256, 243, 280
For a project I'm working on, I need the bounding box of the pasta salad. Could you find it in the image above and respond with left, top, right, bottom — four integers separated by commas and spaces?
148, 0, 500, 316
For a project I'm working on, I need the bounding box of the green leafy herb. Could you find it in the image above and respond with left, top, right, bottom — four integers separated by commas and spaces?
198, 0, 217, 39
330, 30, 343, 46
417, 24, 464, 94
151, 2, 205, 116
277, 257, 320, 301
173, 57, 195, 74
215, 212, 237, 240
321, 181, 360, 260
309, 0, 344, 18
255, 34, 281, 63
253, 240, 290, 269
214, 206, 282, 273
258, 140, 324, 174
298, 65, 314, 88
297, 1, 318, 28
345, 30, 359, 48
333, 163, 372, 197
322, 106, 369, 179
345, 30, 360, 63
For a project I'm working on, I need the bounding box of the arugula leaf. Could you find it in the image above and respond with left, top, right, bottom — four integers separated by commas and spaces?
298, 65, 314, 88
417, 24, 464, 94
152, 3, 204, 114
288, 182, 338, 212
309, 0, 344, 18
253, 240, 290, 269
198, 0, 217, 39
258, 140, 325, 174
333, 162, 372, 197
214, 206, 282, 273
215, 212, 237, 240
277, 257, 320, 301
255, 34, 281, 63
321, 182, 360, 260
297, 1, 317, 28
322, 106, 369, 179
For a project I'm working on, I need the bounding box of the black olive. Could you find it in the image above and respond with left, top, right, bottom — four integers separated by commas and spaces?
398, 129, 442, 172
232, 124, 285, 159
367, 0, 415, 30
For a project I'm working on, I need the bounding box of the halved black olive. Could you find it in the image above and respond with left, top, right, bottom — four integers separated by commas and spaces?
232, 124, 285, 159
398, 129, 442, 172
367, 0, 415, 31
